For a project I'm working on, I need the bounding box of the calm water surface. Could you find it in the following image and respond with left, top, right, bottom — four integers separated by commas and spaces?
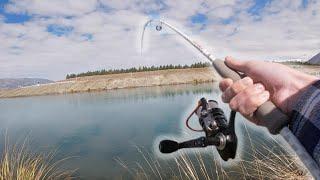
0, 83, 284, 179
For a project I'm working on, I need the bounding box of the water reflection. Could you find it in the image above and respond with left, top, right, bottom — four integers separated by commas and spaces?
0, 83, 296, 179
0, 83, 226, 179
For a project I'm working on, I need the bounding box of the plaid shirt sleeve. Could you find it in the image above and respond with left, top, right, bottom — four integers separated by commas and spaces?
289, 80, 320, 165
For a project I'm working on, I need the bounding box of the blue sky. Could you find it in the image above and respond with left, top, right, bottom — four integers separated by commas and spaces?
0, 0, 312, 34
0, 0, 287, 37
0, 0, 31, 23
0, 0, 319, 80
247, 0, 271, 15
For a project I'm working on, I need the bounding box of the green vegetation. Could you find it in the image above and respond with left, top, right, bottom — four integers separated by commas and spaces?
66, 62, 210, 79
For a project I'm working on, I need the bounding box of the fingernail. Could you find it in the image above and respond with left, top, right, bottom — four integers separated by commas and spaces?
243, 77, 252, 85
225, 56, 232, 60
261, 91, 269, 99
255, 84, 264, 91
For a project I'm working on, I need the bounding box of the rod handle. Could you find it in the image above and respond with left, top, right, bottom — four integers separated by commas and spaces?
212, 59, 289, 134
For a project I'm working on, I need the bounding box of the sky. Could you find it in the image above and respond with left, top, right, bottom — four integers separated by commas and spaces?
0, 0, 319, 80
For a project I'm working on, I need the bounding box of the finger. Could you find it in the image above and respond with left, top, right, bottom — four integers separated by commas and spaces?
222, 77, 253, 103
242, 91, 270, 124
236, 84, 268, 116
219, 78, 233, 92
244, 91, 270, 116
228, 83, 265, 113
225, 56, 248, 73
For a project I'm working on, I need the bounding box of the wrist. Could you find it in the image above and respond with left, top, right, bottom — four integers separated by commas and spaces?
287, 72, 319, 113
294, 71, 318, 90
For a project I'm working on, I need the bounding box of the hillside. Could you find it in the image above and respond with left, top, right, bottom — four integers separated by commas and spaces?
308, 52, 320, 65
0, 68, 216, 98
0, 78, 53, 89
1, 62, 319, 99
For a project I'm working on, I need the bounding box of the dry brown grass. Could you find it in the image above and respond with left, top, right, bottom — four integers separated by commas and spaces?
237, 125, 310, 180
116, 124, 312, 180
1, 64, 318, 99
0, 68, 216, 98
0, 136, 75, 180
284, 64, 320, 77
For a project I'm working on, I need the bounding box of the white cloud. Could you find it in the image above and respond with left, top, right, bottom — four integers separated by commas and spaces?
207, 6, 235, 19
0, 0, 319, 80
5, 0, 98, 16
100, 0, 166, 13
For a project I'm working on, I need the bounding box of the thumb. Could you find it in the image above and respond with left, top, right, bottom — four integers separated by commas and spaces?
225, 56, 248, 73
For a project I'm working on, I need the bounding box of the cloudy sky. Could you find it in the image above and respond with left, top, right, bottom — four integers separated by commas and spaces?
0, 0, 319, 80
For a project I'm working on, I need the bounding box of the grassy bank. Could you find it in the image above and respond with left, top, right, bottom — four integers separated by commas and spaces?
284, 63, 320, 77
1, 63, 319, 99
0, 67, 216, 98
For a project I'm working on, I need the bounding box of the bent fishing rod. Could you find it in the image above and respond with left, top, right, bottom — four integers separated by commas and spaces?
141, 19, 320, 178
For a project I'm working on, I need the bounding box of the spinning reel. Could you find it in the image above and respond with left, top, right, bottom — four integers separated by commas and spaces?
159, 97, 237, 161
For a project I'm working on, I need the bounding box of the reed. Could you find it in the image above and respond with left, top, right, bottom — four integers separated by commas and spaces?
116, 124, 312, 179
0, 136, 75, 180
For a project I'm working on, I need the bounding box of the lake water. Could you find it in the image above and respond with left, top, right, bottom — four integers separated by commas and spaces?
0, 83, 298, 179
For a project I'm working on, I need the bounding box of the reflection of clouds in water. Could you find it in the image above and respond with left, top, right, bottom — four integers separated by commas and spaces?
57, 124, 102, 157
66, 83, 217, 104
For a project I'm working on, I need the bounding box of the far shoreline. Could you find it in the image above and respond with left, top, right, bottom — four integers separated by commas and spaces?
0, 68, 217, 98
1, 63, 319, 99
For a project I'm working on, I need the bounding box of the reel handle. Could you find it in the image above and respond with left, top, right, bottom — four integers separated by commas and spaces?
212, 59, 289, 134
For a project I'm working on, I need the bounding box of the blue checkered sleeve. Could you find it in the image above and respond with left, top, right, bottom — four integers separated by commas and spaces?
290, 80, 320, 165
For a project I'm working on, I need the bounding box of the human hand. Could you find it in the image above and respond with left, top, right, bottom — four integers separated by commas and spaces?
219, 56, 318, 123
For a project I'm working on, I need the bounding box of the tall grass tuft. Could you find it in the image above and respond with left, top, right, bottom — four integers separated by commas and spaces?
116, 123, 313, 179
0, 136, 75, 180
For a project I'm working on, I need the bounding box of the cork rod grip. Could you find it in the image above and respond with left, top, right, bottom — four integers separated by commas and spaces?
212, 59, 289, 134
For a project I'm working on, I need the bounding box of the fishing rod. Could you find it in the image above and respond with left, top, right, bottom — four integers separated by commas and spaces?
141, 19, 320, 178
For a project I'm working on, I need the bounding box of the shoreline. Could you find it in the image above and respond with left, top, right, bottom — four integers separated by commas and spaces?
0, 67, 217, 98
1, 63, 319, 99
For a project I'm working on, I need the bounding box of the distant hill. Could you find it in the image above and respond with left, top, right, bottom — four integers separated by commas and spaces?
308, 52, 320, 65
0, 78, 54, 89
